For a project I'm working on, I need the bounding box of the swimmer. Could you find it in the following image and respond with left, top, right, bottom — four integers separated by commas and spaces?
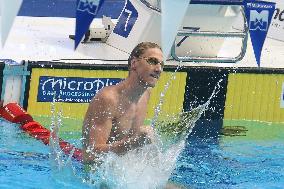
82, 42, 184, 189
82, 42, 163, 163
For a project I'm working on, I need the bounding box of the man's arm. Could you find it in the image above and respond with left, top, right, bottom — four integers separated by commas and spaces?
82, 92, 114, 163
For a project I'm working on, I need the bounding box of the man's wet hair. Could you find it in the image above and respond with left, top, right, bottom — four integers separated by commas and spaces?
128, 42, 162, 69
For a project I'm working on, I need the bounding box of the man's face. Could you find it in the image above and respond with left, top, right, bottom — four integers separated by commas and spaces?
133, 48, 163, 88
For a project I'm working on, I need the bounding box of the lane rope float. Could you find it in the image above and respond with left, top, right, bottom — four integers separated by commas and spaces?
0, 103, 83, 162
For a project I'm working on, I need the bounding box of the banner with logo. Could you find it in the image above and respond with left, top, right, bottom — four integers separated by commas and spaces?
37, 76, 121, 103
75, 0, 104, 49
268, 0, 284, 42
244, 0, 276, 67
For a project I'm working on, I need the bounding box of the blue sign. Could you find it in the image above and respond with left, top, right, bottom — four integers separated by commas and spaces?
37, 76, 122, 103
244, 0, 275, 67
113, 0, 138, 38
281, 83, 284, 108
75, 0, 104, 49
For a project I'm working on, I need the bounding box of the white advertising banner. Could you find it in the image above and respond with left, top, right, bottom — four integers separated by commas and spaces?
281, 83, 284, 108
268, 0, 284, 42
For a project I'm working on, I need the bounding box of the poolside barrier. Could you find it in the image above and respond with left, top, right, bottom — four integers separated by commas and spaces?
0, 103, 33, 124
0, 102, 83, 162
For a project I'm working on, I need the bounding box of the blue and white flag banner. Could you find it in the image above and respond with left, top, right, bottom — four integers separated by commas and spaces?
0, 0, 23, 47
244, 0, 275, 67
161, 0, 191, 60
75, 0, 104, 49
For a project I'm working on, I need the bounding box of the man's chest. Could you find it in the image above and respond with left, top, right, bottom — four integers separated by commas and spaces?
114, 104, 137, 132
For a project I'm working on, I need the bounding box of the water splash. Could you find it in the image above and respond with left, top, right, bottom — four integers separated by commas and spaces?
85, 77, 224, 189
49, 99, 64, 166
155, 78, 223, 145
87, 141, 185, 189
48, 76, 224, 189
151, 64, 182, 128
48, 99, 83, 187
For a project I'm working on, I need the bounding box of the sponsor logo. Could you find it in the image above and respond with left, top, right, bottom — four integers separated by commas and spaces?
37, 76, 121, 103
77, 0, 100, 15
249, 10, 269, 31
247, 2, 274, 9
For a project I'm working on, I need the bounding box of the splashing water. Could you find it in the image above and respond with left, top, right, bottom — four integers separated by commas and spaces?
151, 64, 182, 127
85, 77, 223, 188
155, 78, 223, 147
88, 141, 185, 189
48, 75, 223, 188
48, 100, 83, 186
49, 99, 70, 168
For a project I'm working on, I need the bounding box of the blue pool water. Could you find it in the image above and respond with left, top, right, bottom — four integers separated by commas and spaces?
1, 119, 284, 189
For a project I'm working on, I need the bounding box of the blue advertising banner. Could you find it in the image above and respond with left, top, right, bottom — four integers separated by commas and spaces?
75, 0, 104, 49
244, 0, 276, 67
37, 76, 121, 103
281, 82, 284, 108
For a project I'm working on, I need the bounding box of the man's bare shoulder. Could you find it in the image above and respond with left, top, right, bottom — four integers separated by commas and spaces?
90, 85, 119, 107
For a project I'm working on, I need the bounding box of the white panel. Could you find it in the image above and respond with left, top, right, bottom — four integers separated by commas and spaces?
1, 0, 23, 46
178, 5, 241, 58
161, 0, 190, 58
107, 0, 162, 54
3, 76, 22, 104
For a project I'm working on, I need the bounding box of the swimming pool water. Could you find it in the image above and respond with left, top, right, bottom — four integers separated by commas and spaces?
173, 139, 284, 188
1, 119, 284, 189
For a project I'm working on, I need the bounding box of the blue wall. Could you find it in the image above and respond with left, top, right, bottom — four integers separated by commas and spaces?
18, 0, 125, 18
18, 0, 243, 18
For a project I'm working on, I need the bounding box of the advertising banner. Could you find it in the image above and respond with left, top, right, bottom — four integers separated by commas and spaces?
28, 68, 187, 121
281, 82, 284, 108
37, 76, 121, 103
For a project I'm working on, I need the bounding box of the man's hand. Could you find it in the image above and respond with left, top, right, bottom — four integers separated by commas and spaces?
139, 126, 154, 144
112, 128, 153, 155
129, 126, 154, 147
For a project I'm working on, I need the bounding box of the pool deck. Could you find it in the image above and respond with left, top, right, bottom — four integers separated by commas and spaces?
1, 16, 284, 68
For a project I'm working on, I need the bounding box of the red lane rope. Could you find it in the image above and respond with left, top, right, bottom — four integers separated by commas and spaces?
0, 103, 83, 162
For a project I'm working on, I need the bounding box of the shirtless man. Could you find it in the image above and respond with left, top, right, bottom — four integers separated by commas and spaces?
82, 42, 164, 164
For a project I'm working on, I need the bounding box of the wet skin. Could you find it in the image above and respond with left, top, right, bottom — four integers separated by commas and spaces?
82, 47, 163, 164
